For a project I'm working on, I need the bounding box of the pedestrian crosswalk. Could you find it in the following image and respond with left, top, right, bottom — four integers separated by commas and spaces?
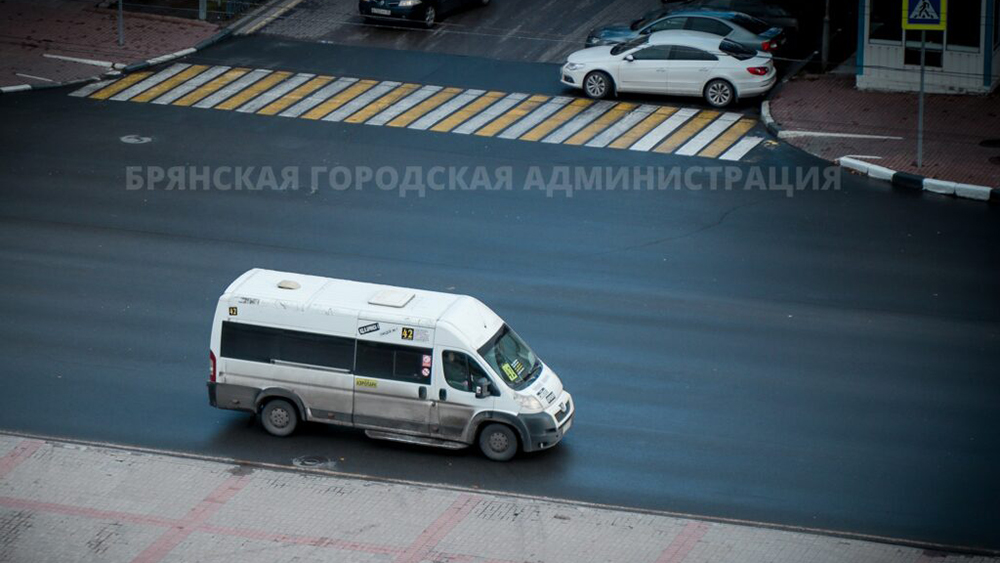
71, 63, 765, 161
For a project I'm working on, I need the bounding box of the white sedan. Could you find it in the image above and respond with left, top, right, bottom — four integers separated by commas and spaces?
561, 30, 775, 108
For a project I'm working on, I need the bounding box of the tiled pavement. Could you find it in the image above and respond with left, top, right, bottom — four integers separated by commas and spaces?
70, 63, 766, 161
770, 74, 1000, 188
0, 434, 996, 563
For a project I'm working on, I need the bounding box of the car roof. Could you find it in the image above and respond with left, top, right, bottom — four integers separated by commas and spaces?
647, 29, 723, 48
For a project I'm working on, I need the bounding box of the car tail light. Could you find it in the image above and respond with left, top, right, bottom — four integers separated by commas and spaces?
210, 350, 217, 382
747, 66, 769, 76
761, 40, 777, 51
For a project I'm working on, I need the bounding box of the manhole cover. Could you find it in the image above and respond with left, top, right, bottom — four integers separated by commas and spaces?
980, 139, 1000, 148
120, 134, 151, 144
292, 455, 335, 469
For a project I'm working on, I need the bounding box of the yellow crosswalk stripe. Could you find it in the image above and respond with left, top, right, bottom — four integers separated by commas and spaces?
214, 71, 292, 111
173, 68, 250, 107
301, 79, 378, 120
564, 102, 638, 146
430, 91, 505, 133
607, 106, 678, 149
345, 83, 421, 124
88, 72, 153, 100
653, 110, 720, 154
697, 118, 757, 158
387, 87, 463, 128
256, 76, 332, 116
474, 94, 549, 137
519, 98, 592, 142
130, 65, 209, 103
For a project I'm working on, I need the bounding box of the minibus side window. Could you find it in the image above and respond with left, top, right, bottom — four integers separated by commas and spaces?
442, 351, 490, 393
356, 340, 432, 385
221, 321, 354, 371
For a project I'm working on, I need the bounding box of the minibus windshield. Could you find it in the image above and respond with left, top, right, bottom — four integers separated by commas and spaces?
478, 324, 541, 390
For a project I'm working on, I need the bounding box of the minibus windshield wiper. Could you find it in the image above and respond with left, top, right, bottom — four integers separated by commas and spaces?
528, 360, 542, 380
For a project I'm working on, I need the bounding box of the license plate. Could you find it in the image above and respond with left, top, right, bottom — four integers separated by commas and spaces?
371, 8, 391, 15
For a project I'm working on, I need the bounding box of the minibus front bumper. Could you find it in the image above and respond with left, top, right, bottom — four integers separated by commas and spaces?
520, 393, 574, 452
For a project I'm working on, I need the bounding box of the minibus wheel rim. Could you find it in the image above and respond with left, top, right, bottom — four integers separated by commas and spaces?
488, 431, 509, 452
269, 408, 290, 428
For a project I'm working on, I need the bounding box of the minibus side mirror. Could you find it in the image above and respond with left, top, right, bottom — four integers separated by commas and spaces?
474, 377, 491, 399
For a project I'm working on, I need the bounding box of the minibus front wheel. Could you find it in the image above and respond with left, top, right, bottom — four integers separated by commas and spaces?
479, 423, 518, 461
260, 399, 298, 437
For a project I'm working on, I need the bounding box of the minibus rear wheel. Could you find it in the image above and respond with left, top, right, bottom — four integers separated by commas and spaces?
479, 423, 518, 461
260, 399, 298, 437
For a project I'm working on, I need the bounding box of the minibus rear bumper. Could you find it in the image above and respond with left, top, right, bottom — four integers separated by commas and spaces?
207, 382, 257, 413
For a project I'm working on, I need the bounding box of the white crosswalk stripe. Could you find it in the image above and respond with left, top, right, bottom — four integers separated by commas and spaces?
151, 66, 230, 105
279, 77, 357, 117
452, 93, 527, 135
193, 69, 272, 109
408, 89, 485, 131
629, 108, 698, 151
675, 112, 743, 156
237, 73, 314, 113
497, 96, 573, 140
69, 79, 114, 97
585, 105, 658, 148
719, 136, 765, 161
542, 100, 616, 144
109, 63, 189, 101
365, 85, 442, 126
323, 81, 402, 122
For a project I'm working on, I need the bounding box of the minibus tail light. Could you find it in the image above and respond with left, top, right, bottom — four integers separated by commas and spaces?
210, 350, 217, 382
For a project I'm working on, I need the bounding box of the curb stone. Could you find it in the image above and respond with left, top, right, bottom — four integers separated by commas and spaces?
838, 156, 999, 203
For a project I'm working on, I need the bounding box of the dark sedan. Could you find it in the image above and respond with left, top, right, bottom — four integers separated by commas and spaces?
586, 9, 785, 54
661, 0, 799, 37
359, 0, 490, 29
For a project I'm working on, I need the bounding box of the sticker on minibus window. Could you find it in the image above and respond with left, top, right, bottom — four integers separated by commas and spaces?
501, 363, 519, 381
422, 355, 432, 368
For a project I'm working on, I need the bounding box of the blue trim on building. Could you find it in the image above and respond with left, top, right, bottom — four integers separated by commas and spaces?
857, 0, 866, 75
986, 0, 995, 88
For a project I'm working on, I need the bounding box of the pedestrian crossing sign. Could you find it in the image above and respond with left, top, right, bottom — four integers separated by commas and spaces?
902, 0, 946, 30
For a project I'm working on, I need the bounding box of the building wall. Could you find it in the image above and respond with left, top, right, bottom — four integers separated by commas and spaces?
857, 0, 997, 94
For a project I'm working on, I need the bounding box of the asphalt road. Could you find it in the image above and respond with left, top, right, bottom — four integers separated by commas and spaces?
1, 38, 998, 552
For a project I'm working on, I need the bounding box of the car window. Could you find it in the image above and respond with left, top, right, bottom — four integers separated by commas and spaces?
720, 38, 756, 60
442, 350, 489, 392
632, 46, 672, 60
731, 13, 771, 35
610, 35, 650, 56
668, 46, 719, 61
685, 17, 732, 36
647, 17, 685, 33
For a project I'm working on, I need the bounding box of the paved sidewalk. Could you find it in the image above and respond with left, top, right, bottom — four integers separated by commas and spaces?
0, 0, 219, 88
0, 434, 995, 563
770, 74, 999, 189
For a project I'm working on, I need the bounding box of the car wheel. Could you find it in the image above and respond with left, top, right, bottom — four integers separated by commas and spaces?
704, 79, 735, 108
422, 6, 436, 28
479, 423, 518, 461
583, 71, 612, 100
260, 399, 298, 437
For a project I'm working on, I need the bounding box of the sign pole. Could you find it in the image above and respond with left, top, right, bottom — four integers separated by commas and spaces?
117, 0, 124, 46
917, 30, 925, 168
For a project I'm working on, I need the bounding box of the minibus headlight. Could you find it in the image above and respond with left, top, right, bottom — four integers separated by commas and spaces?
515, 393, 545, 413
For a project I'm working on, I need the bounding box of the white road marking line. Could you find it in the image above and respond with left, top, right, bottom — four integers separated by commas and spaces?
584, 105, 658, 148
279, 77, 358, 117
365, 85, 442, 126
43, 53, 119, 69
323, 81, 402, 122
236, 73, 314, 113
497, 96, 573, 139
674, 112, 742, 156
194, 69, 272, 109
541, 100, 616, 144
109, 63, 190, 101
452, 93, 528, 135
16, 73, 53, 82
719, 135, 764, 161
629, 108, 698, 151
69, 79, 115, 97
408, 89, 485, 131
152, 66, 230, 105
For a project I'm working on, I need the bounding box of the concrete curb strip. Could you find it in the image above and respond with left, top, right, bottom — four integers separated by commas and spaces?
838, 157, 999, 203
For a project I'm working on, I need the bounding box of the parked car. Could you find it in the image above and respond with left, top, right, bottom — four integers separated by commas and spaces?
660, 0, 799, 37
359, 0, 490, 29
562, 30, 775, 108
586, 9, 784, 54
